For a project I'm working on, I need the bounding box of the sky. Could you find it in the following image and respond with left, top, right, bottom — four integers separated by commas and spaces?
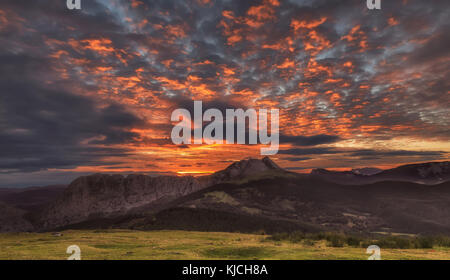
0, 0, 449, 187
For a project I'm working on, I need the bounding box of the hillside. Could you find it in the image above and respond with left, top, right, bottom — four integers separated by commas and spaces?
110, 177, 450, 235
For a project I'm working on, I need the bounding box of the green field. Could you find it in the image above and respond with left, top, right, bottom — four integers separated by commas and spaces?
0, 230, 449, 260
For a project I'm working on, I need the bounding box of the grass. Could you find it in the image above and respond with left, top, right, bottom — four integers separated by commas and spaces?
0, 230, 449, 260
204, 191, 240, 206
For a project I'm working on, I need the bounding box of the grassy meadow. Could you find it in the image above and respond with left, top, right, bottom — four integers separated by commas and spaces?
0, 230, 449, 260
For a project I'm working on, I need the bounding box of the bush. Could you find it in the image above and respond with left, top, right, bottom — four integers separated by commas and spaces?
377, 236, 412, 249
326, 233, 346, 247
303, 239, 316, 246
269, 231, 305, 243
312, 232, 327, 240
269, 232, 289, 242
268, 232, 450, 249
346, 236, 362, 247
432, 236, 450, 247
414, 236, 434, 249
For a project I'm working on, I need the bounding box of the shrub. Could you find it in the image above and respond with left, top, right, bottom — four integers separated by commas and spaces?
269, 232, 289, 242
289, 231, 306, 243
414, 236, 434, 249
303, 239, 316, 246
346, 236, 362, 247
326, 233, 346, 247
432, 236, 450, 247
268, 232, 450, 249
377, 236, 413, 249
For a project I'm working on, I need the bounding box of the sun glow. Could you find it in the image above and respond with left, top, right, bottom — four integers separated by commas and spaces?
177, 171, 215, 175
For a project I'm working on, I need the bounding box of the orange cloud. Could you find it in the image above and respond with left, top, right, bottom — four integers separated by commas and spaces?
388, 17, 399, 26
166, 24, 187, 38
197, 0, 212, 5
341, 25, 369, 52
131, 0, 144, 8
276, 58, 295, 69
155, 76, 187, 91
247, 0, 279, 22
0, 9, 7, 26
305, 58, 332, 78
291, 17, 327, 31
81, 38, 115, 53
219, 0, 280, 45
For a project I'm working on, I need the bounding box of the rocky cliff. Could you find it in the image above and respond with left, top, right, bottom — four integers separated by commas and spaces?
38, 174, 204, 229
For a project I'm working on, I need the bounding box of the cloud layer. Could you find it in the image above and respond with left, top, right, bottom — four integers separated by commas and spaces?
0, 0, 448, 186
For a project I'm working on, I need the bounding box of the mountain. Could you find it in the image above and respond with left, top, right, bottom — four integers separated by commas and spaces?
36, 157, 289, 230
311, 161, 450, 185
0, 185, 66, 211
63, 176, 450, 235
36, 174, 205, 230
0, 203, 34, 232
377, 161, 450, 183
205, 156, 291, 184
2, 158, 450, 235
213, 157, 282, 179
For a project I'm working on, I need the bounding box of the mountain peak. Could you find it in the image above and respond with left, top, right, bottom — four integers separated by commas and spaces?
261, 156, 281, 169
208, 157, 284, 183
225, 157, 281, 173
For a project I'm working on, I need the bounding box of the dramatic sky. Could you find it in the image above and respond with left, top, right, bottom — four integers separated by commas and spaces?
0, 0, 449, 186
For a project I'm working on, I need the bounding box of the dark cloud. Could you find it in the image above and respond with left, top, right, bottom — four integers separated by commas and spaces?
285, 166, 310, 171
280, 134, 341, 146
409, 27, 450, 65
278, 147, 340, 156
279, 147, 446, 161
348, 149, 445, 160
0, 53, 144, 173
283, 157, 312, 162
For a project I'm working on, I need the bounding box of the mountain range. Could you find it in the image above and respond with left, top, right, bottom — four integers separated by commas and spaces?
1, 158, 449, 235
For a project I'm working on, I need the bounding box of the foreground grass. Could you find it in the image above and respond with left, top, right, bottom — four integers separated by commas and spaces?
0, 230, 449, 260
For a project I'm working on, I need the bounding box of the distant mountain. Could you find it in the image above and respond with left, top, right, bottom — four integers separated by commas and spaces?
311, 161, 450, 185
378, 161, 450, 183
0, 185, 66, 211
0, 203, 34, 232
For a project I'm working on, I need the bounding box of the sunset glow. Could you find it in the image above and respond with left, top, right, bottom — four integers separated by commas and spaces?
0, 0, 448, 187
